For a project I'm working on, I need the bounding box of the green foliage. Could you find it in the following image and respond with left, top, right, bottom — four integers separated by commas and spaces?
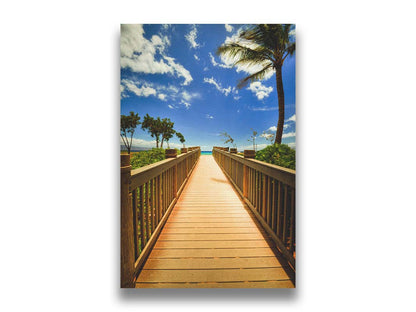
176, 132, 185, 147
248, 129, 258, 151
130, 148, 166, 169
141, 114, 163, 148
255, 144, 296, 170
141, 114, 177, 148
120, 112, 140, 154
220, 131, 236, 147
160, 118, 175, 148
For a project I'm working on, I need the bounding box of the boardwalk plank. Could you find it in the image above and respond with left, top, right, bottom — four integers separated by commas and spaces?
154, 240, 271, 249
135, 155, 294, 288
137, 268, 290, 283
148, 248, 276, 258
136, 281, 294, 288
143, 257, 282, 270
164, 222, 258, 228
158, 233, 265, 241
161, 227, 264, 234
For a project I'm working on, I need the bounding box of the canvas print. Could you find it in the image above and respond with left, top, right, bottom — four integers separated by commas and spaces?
120, 24, 296, 288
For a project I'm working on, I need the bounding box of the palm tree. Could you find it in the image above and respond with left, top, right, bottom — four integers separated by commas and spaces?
141, 114, 163, 148
176, 132, 186, 148
120, 112, 140, 154
216, 24, 295, 144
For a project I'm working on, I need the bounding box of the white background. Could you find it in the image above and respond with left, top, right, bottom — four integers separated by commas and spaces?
1, 0, 415, 311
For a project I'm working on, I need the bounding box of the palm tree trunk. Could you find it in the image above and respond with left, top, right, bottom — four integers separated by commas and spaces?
274, 64, 285, 145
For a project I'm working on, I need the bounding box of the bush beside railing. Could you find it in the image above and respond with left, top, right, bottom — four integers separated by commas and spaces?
212, 147, 296, 270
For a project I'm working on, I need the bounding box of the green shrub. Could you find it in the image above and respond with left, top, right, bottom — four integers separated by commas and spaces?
255, 144, 296, 170
130, 148, 166, 169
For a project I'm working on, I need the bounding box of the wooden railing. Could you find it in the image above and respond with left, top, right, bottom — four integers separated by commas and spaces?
212, 147, 296, 269
120, 147, 200, 287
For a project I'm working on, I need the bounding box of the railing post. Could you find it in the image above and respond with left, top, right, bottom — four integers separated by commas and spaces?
121, 154, 135, 288
166, 149, 178, 197
173, 164, 178, 197
243, 150, 255, 198
243, 165, 248, 198
244, 150, 255, 159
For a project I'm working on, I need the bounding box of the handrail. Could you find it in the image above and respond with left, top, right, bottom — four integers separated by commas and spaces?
212, 147, 296, 269
120, 147, 201, 287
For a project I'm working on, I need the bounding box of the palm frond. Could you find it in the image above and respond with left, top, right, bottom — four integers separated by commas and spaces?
216, 24, 295, 88
237, 63, 273, 89
216, 43, 274, 68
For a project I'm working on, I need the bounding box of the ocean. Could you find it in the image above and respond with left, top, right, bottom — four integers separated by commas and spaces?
201, 151, 212, 155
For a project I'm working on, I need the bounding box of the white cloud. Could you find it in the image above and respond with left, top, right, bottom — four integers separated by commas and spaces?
260, 133, 274, 140
158, 94, 167, 101
206, 114, 214, 119
194, 54, 200, 61
203, 77, 232, 96
181, 91, 192, 101
163, 56, 193, 85
121, 79, 156, 97
247, 81, 273, 100
121, 79, 182, 103
120, 24, 192, 86
179, 91, 200, 108
282, 132, 296, 138
209, 52, 232, 69
286, 114, 296, 122
250, 106, 278, 111
121, 137, 182, 149
265, 126, 295, 138
167, 85, 179, 94
225, 24, 233, 32
181, 100, 191, 109
185, 25, 199, 49
120, 84, 128, 99
121, 83, 199, 109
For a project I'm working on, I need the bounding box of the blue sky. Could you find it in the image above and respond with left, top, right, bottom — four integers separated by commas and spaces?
120, 24, 295, 151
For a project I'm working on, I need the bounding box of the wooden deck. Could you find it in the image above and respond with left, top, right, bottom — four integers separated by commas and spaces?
135, 155, 294, 288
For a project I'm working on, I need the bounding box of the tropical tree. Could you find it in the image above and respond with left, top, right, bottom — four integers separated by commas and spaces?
160, 118, 175, 148
120, 111, 140, 154
176, 132, 186, 147
260, 130, 275, 144
216, 24, 295, 144
220, 131, 236, 148
248, 129, 258, 151
141, 114, 163, 148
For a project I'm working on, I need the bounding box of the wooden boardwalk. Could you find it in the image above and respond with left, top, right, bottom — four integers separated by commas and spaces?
135, 155, 294, 288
